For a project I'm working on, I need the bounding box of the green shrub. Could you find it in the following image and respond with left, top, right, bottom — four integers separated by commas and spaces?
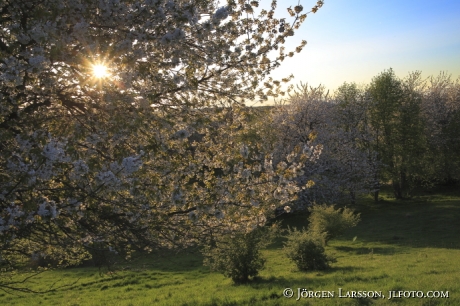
202, 226, 277, 283
307, 204, 360, 245
283, 227, 335, 271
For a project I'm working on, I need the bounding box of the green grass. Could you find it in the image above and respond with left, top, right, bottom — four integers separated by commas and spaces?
2, 187, 460, 305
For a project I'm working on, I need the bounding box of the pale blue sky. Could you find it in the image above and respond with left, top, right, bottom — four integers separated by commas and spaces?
267, 0, 460, 97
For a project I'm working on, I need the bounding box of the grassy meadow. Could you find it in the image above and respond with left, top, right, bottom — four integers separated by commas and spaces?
1, 186, 460, 306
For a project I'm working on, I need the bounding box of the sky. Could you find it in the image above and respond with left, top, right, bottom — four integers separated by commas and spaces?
261, 0, 460, 101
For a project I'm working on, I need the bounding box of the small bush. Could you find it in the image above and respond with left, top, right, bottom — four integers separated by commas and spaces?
283, 228, 335, 271
202, 226, 277, 283
307, 204, 360, 245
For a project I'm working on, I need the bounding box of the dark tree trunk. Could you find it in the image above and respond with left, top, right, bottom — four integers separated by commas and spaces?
350, 191, 356, 205
373, 178, 380, 202
393, 170, 407, 199
393, 180, 402, 199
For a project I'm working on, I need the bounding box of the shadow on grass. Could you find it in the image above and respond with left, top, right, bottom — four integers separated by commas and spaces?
247, 265, 366, 287
333, 246, 402, 256
247, 275, 323, 291
343, 195, 460, 250
125, 248, 207, 273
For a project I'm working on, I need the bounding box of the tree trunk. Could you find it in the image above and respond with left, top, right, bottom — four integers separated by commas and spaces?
393, 170, 407, 199
400, 170, 407, 197
350, 191, 356, 205
373, 175, 380, 202
392, 180, 402, 199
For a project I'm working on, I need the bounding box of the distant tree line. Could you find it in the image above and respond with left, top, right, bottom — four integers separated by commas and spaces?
269, 69, 460, 203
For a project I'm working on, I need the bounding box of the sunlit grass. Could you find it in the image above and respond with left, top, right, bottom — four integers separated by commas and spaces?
2, 187, 460, 305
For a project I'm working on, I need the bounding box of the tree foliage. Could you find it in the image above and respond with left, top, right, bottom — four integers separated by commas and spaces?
367, 69, 459, 197
0, 0, 325, 289
419, 72, 460, 185
271, 83, 377, 205
367, 69, 427, 198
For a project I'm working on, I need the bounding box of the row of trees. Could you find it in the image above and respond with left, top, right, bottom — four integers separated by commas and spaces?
270, 69, 460, 203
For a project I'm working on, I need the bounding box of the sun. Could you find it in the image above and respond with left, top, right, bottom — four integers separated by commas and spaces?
92, 64, 110, 78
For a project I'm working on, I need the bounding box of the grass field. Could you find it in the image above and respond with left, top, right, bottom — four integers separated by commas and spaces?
1, 187, 460, 305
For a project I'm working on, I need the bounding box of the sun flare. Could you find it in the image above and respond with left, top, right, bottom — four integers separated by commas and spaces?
92, 64, 110, 78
